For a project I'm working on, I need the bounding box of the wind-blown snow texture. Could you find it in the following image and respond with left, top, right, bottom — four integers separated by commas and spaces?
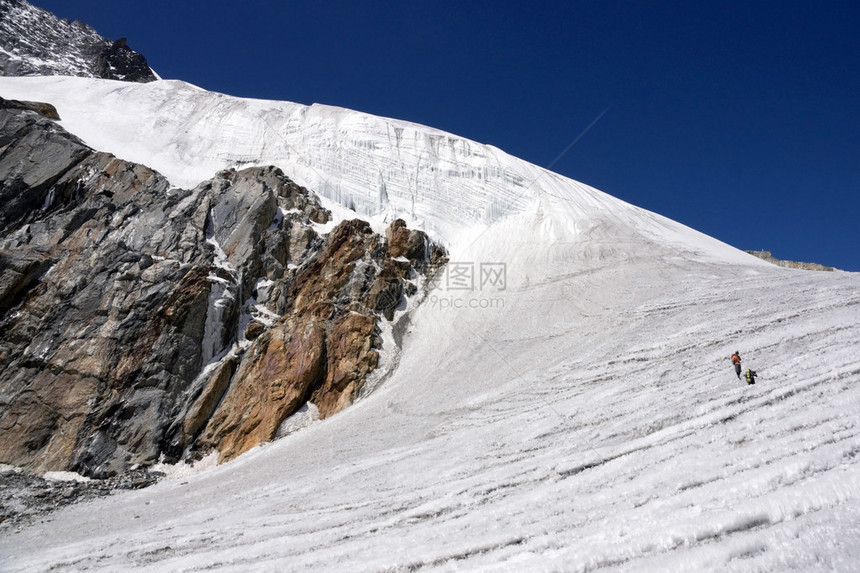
1, 76, 859, 571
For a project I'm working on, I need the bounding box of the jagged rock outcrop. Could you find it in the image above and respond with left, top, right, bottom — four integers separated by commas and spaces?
92, 37, 156, 83
0, 0, 157, 82
181, 215, 446, 463
190, 316, 328, 462
0, 104, 446, 476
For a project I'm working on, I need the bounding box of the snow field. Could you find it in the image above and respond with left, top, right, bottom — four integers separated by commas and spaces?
2, 200, 858, 571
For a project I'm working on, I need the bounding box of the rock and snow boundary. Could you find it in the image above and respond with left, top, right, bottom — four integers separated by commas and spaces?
0, 103, 446, 479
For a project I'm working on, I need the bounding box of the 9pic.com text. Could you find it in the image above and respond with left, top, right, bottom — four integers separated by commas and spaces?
428, 295, 505, 311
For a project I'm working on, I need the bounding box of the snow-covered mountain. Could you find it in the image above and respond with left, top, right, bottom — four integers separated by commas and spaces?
1, 5, 860, 570
0, 0, 156, 82
2, 72, 859, 572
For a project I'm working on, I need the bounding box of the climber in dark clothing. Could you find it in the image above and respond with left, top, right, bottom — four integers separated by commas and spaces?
745, 369, 757, 385
730, 351, 742, 379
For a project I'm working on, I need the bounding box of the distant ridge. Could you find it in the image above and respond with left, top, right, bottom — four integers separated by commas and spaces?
746, 250, 837, 272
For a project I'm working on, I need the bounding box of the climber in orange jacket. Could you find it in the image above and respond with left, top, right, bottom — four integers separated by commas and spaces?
730, 351, 742, 379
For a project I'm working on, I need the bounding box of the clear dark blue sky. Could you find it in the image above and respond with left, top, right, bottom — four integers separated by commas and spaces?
37, 1, 859, 270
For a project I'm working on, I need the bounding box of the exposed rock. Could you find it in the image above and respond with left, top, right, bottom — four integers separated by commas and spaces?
0, 105, 447, 476
194, 316, 327, 461
387, 218, 428, 263
92, 37, 156, 83
0, 105, 91, 232
0, 96, 60, 119
0, 0, 158, 82
0, 106, 201, 477
244, 320, 266, 341
0, 250, 54, 315
289, 219, 382, 318
178, 355, 240, 453
746, 250, 837, 272
184, 215, 446, 463
0, 464, 162, 532
312, 311, 380, 418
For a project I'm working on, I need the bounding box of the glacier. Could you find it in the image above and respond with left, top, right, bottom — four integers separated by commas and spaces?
0, 75, 751, 260
1, 75, 859, 571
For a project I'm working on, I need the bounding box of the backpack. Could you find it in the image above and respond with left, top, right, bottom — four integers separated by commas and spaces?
745, 369, 757, 385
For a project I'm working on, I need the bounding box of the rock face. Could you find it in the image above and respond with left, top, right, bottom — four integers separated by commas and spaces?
0, 104, 446, 476
0, 0, 157, 82
0, 96, 60, 120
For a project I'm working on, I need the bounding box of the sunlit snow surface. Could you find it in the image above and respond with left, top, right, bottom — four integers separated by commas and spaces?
0, 76, 748, 255
1, 77, 859, 571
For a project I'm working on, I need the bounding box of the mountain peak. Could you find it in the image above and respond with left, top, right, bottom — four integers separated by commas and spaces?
0, 0, 157, 82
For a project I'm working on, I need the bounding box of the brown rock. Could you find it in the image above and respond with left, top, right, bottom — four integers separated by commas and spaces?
0, 97, 60, 120
0, 370, 100, 475
745, 250, 837, 272
196, 316, 326, 462
386, 218, 427, 262
312, 312, 380, 418
244, 320, 266, 341
289, 219, 380, 317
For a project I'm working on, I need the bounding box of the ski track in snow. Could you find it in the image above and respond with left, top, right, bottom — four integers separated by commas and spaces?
0, 77, 859, 572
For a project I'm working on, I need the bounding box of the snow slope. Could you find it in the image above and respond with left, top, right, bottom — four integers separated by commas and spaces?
1, 76, 859, 571
0, 76, 754, 260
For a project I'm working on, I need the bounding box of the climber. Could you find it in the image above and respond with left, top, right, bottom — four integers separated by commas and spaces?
745, 368, 758, 385
730, 351, 742, 379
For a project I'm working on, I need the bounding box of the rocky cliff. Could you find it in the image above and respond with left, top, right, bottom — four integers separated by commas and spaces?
0, 0, 157, 82
0, 103, 446, 477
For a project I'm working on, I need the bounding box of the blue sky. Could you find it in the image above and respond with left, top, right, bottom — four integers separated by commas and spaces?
36, 1, 859, 270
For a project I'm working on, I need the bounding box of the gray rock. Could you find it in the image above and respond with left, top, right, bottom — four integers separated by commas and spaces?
0, 465, 163, 532
0, 97, 60, 119
0, 0, 157, 82
0, 104, 446, 479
